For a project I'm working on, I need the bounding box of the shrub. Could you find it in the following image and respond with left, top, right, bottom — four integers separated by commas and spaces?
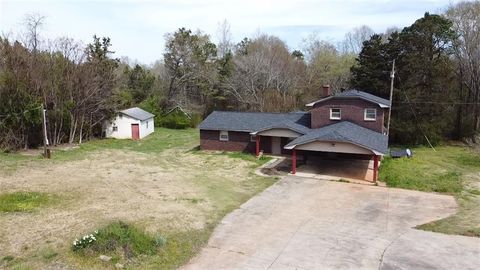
138, 98, 202, 129
73, 221, 164, 259
159, 112, 191, 129
159, 110, 198, 129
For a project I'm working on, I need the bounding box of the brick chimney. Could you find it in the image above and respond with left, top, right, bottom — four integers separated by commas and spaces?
322, 85, 331, 97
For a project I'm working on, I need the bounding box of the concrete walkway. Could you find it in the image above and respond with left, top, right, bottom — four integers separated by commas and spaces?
183, 176, 480, 270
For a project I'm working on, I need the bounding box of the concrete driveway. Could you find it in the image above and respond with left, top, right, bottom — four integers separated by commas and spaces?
183, 176, 480, 270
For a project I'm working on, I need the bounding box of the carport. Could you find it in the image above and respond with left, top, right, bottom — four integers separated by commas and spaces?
251, 121, 388, 182
284, 122, 388, 182
290, 151, 379, 182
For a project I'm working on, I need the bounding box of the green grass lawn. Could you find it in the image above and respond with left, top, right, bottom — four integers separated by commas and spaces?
380, 145, 480, 237
0, 192, 56, 213
0, 128, 276, 270
1, 128, 206, 187
0, 128, 198, 173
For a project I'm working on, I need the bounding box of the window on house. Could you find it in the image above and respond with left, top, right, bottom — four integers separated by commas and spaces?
113, 126, 118, 132
330, 108, 341, 120
250, 135, 257, 142
219, 131, 229, 141
364, 108, 377, 121
146, 121, 149, 129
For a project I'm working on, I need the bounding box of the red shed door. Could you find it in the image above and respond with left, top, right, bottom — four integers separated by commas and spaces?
131, 124, 140, 140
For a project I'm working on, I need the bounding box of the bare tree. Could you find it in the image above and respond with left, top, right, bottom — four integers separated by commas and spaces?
216, 19, 233, 58
23, 13, 45, 52
341, 25, 374, 54
446, 1, 480, 138
44, 37, 86, 145
226, 34, 301, 112
301, 35, 355, 101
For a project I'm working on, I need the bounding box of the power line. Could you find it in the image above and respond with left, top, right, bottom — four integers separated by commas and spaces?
396, 101, 478, 105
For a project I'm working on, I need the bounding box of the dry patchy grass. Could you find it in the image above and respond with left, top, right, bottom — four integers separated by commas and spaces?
0, 128, 275, 269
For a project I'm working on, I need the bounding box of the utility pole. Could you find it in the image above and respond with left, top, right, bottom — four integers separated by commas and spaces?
386, 60, 395, 136
41, 104, 50, 158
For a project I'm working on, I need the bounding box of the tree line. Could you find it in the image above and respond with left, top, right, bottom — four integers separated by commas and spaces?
1, 15, 118, 150
352, 2, 480, 144
0, 1, 478, 151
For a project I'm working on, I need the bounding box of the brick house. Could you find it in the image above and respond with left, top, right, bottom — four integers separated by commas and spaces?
199, 87, 390, 181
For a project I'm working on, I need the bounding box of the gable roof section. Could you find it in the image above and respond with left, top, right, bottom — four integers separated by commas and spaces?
120, 107, 155, 121
306, 89, 391, 108
251, 121, 311, 135
285, 121, 388, 154
199, 111, 311, 133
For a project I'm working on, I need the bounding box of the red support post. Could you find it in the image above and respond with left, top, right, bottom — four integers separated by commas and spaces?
292, 149, 297, 174
373, 155, 379, 183
255, 135, 260, 157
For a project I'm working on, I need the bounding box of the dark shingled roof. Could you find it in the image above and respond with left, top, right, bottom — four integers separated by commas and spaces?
306, 89, 391, 108
252, 121, 311, 135
199, 111, 311, 133
285, 121, 388, 154
120, 107, 155, 121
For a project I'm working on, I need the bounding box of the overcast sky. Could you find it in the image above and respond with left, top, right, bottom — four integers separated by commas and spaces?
0, 0, 459, 65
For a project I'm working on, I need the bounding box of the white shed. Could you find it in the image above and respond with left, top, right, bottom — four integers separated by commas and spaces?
104, 107, 155, 140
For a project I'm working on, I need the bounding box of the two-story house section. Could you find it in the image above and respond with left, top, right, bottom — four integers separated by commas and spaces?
307, 89, 390, 133
199, 86, 390, 181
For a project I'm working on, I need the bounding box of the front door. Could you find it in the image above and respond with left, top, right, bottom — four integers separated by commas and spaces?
131, 124, 140, 140
271, 137, 281, 155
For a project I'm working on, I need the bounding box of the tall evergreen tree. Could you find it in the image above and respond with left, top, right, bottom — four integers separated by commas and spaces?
350, 13, 457, 144
350, 34, 391, 98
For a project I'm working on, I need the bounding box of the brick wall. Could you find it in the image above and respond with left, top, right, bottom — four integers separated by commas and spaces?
311, 99, 385, 132
200, 130, 275, 154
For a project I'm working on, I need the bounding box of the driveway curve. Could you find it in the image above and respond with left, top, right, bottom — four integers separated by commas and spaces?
183, 176, 480, 270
